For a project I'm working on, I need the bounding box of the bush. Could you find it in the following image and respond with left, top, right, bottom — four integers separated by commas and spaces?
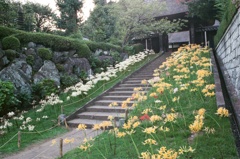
132, 43, 144, 54
32, 79, 58, 101
37, 48, 52, 60
0, 26, 23, 40
85, 40, 122, 53
56, 64, 65, 72
68, 31, 83, 40
26, 55, 34, 65
60, 74, 80, 88
13, 32, 91, 58
0, 80, 19, 116
5, 49, 17, 61
214, 1, 237, 46
16, 88, 32, 110
110, 51, 121, 64
2, 36, 20, 50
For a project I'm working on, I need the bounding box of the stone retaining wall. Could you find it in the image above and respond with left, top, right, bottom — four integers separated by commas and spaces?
215, 8, 240, 124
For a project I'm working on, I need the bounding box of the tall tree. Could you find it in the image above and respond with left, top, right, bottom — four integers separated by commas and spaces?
81, 0, 116, 42
111, 0, 185, 46
56, 0, 83, 34
179, 0, 218, 23
23, 2, 56, 32
0, 0, 18, 28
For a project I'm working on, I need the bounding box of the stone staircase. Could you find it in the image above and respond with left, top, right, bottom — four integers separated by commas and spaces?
67, 52, 171, 129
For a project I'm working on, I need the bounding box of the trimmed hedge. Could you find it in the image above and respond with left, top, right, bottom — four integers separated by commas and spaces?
85, 40, 122, 52
12, 32, 91, 58
0, 27, 23, 40
214, 1, 237, 46
2, 36, 20, 50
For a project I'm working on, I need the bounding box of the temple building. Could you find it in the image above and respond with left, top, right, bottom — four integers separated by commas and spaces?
133, 0, 219, 53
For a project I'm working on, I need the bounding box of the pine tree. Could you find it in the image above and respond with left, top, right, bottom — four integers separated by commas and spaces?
56, 0, 83, 34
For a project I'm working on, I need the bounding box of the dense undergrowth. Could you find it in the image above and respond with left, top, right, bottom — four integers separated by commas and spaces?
63, 45, 238, 159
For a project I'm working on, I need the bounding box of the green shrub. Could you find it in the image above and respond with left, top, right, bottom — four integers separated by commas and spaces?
56, 64, 65, 72
2, 36, 20, 50
132, 43, 144, 54
26, 55, 34, 65
123, 45, 134, 55
85, 40, 122, 52
68, 31, 83, 40
32, 79, 58, 101
37, 48, 52, 60
13, 32, 91, 58
0, 80, 19, 116
60, 74, 80, 88
5, 49, 17, 61
214, 1, 237, 46
110, 51, 121, 64
16, 88, 32, 110
0, 26, 23, 40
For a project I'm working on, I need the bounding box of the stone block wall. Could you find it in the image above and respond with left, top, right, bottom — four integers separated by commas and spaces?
215, 9, 240, 124
215, 9, 240, 96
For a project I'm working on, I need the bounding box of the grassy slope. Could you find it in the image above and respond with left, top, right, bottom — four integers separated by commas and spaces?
0, 53, 158, 155
63, 45, 238, 159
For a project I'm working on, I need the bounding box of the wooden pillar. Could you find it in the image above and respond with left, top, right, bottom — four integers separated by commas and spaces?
159, 33, 163, 53
190, 19, 195, 44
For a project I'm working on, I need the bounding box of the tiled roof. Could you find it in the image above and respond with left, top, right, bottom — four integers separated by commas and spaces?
156, 0, 188, 17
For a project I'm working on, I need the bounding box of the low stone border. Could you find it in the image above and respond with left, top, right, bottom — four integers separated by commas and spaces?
210, 51, 225, 107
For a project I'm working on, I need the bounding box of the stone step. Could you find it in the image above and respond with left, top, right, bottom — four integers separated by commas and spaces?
107, 91, 146, 96
114, 87, 150, 91
119, 83, 145, 87
101, 95, 131, 100
76, 112, 125, 120
86, 105, 132, 113
124, 80, 143, 84
67, 119, 118, 129
94, 100, 135, 106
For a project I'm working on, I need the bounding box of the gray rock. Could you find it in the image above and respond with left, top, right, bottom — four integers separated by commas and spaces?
52, 51, 69, 63
95, 49, 103, 56
120, 53, 128, 61
33, 60, 60, 86
25, 48, 43, 71
63, 57, 91, 76
0, 49, 5, 58
98, 55, 114, 64
0, 56, 9, 70
0, 59, 32, 93
28, 42, 36, 48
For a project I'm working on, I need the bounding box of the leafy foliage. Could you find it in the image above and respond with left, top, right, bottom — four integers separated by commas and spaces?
37, 48, 52, 60
5, 49, 17, 61
56, 0, 83, 34
26, 55, 34, 66
214, 0, 237, 46
111, 0, 185, 46
23, 2, 56, 32
60, 74, 80, 88
0, 80, 19, 116
81, 1, 116, 42
2, 36, 20, 50
32, 79, 58, 101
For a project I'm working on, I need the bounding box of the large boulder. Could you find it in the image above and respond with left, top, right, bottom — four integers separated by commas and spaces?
0, 59, 32, 93
52, 50, 77, 64
25, 48, 43, 71
63, 57, 91, 76
27, 42, 36, 49
0, 56, 9, 70
33, 60, 60, 86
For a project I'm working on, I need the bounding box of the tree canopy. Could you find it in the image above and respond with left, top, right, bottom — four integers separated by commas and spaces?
56, 0, 83, 34
110, 0, 185, 46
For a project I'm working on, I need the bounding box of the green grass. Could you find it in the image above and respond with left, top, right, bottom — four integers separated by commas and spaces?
0, 53, 159, 156
62, 45, 238, 159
